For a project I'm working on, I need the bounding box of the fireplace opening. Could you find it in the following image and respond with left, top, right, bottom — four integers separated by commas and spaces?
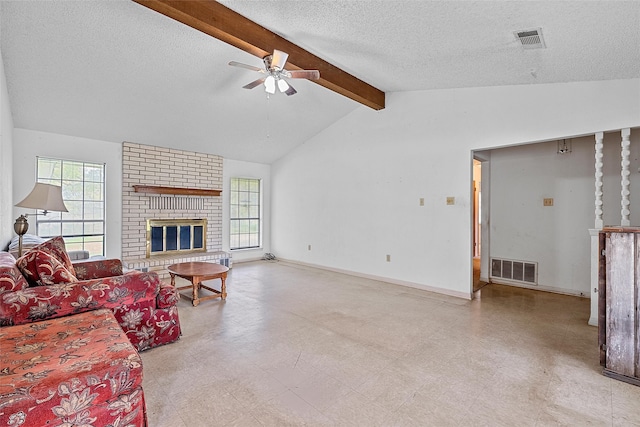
146, 219, 207, 257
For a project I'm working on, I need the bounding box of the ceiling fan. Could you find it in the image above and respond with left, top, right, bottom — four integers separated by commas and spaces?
229, 49, 320, 96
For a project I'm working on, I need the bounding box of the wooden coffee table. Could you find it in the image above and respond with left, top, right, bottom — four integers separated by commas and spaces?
167, 262, 229, 306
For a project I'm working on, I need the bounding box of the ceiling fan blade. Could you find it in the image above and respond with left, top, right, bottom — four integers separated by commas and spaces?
242, 78, 265, 89
284, 83, 297, 96
229, 61, 264, 73
287, 69, 320, 80
271, 49, 289, 70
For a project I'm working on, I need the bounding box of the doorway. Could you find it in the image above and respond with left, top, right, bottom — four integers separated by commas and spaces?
472, 156, 489, 293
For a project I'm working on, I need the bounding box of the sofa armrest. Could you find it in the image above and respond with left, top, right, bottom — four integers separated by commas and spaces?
73, 259, 123, 280
0, 270, 160, 326
157, 282, 180, 308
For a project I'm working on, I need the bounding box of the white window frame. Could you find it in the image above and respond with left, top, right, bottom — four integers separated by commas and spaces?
229, 177, 261, 250
35, 157, 106, 256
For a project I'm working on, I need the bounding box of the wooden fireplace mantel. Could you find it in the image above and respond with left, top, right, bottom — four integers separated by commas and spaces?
133, 185, 221, 196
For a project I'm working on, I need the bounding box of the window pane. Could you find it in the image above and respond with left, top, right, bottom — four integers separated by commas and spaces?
63, 201, 83, 220
240, 179, 249, 191
84, 222, 104, 235
64, 182, 84, 200
239, 191, 250, 205
64, 240, 83, 253
38, 159, 62, 180
230, 234, 239, 249
84, 202, 104, 220
249, 234, 259, 247
62, 222, 84, 236
63, 162, 83, 181
84, 182, 103, 201
84, 165, 103, 182
38, 222, 61, 237
249, 192, 259, 205
249, 206, 259, 218
239, 234, 250, 248
231, 178, 239, 191
83, 236, 104, 257
249, 180, 259, 192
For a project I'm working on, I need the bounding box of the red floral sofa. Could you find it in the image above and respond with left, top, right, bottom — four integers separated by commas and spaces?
1, 309, 147, 426
0, 236, 181, 352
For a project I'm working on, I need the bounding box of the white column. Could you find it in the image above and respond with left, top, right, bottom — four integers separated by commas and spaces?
621, 128, 631, 226
595, 132, 604, 229
589, 229, 599, 326
590, 132, 606, 327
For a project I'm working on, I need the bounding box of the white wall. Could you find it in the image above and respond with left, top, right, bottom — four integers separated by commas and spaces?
488, 130, 639, 296
222, 158, 271, 262
272, 79, 640, 299
12, 129, 123, 258
0, 44, 14, 249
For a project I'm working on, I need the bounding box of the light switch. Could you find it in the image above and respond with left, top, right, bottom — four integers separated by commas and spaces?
446, 197, 455, 205
543, 198, 554, 207
419, 198, 424, 206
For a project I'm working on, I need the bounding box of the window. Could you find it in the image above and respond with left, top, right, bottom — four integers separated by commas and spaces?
36, 157, 105, 256
230, 177, 261, 250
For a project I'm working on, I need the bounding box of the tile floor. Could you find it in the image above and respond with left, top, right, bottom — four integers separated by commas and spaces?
140, 260, 640, 426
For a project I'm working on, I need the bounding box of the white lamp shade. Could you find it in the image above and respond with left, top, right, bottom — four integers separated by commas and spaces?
15, 183, 69, 212
264, 75, 276, 94
277, 79, 290, 93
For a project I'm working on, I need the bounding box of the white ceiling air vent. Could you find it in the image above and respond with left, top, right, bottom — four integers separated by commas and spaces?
514, 28, 546, 49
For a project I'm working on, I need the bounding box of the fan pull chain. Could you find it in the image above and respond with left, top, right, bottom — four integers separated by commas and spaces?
265, 93, 271, 140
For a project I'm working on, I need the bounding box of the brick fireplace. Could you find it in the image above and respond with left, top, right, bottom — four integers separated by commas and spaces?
122, 142, 230, 277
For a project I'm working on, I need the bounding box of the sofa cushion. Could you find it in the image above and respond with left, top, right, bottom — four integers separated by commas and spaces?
0, 309, 147, 426
38, 236, 77, 277
15, 236, 77, 286
0, 252, 28, 295
18, 249, 78, 286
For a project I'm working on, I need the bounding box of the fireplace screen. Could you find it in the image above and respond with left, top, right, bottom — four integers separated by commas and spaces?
146, 219, 207, 257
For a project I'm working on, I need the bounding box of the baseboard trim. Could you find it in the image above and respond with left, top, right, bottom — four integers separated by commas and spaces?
276, 258, 472, 300
489, 279, 590, 298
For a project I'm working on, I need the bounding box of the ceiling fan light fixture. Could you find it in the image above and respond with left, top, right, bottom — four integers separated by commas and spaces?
264, 75, 276, 94
277, 79, 290, 93
230, 49, 319, 97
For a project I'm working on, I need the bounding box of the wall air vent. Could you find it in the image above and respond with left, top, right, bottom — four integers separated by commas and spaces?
490, 258, 538, 285
514, 28, 546, 49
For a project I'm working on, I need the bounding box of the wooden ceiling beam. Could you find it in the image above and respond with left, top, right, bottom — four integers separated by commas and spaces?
132, 0, 385, 110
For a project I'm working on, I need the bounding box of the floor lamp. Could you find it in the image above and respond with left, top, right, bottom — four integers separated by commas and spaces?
14, 183, 68, 257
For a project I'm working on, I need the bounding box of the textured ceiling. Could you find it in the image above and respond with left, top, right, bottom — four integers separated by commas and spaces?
2, 1, 639, 164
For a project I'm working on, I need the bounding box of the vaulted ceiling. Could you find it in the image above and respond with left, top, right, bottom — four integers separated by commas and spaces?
2, 1, 639, 163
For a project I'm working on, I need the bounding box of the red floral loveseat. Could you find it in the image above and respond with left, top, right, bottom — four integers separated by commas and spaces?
0, 236, 181, 352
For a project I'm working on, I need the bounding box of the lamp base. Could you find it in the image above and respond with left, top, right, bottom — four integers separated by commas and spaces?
14, 214, 29, 257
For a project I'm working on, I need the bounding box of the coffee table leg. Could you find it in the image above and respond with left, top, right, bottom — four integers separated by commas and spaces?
220, 275, 227, 300
170, 273, 175, 287
191, 278, 200, 306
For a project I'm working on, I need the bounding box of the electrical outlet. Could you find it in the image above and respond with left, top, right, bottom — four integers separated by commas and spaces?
308, 244, 311, 251
419, 198, 424, 206
543, 198, 554, 207
386, 254, 391, 262
446, 197, 455, 205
